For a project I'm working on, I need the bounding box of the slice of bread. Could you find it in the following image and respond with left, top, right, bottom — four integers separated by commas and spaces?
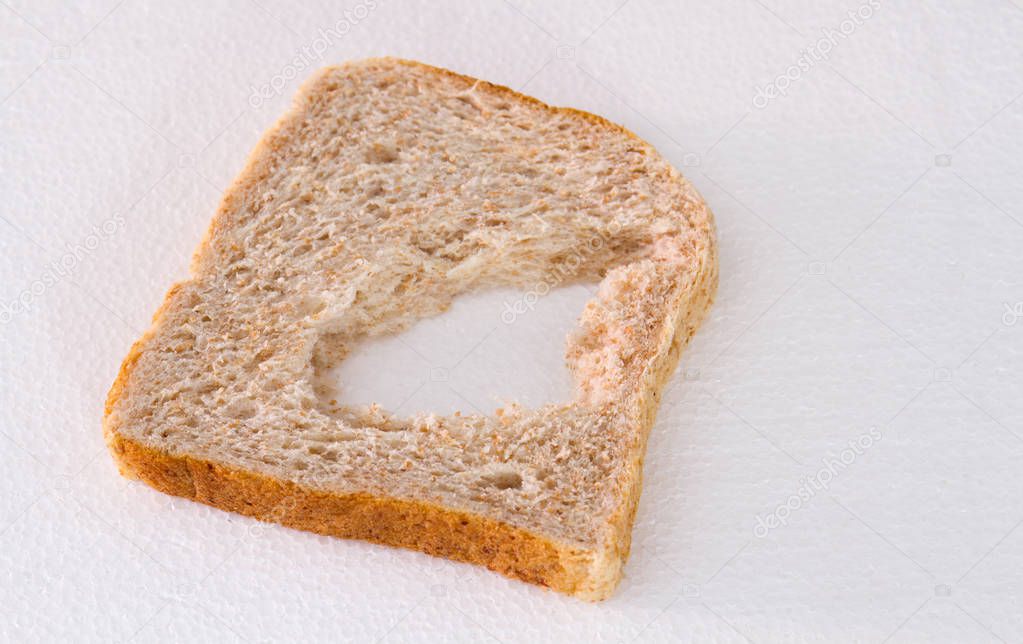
103, 58, 717, 600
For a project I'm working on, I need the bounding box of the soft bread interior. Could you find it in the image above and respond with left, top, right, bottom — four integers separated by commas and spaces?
104, 58, 717, 596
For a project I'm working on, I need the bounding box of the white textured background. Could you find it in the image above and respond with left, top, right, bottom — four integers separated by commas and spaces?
2, 1, 1023, 642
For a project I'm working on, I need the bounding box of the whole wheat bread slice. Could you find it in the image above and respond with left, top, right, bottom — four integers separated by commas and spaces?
103, 58, 718, 600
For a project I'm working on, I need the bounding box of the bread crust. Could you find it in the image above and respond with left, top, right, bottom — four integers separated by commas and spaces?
103, 57, 718, 601
106, 431, 606, 596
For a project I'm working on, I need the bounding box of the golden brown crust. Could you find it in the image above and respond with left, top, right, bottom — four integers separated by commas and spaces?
103, 57, 719, 601
107, 431, 600, 596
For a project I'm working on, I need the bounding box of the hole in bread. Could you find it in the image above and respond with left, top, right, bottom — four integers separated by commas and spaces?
365, 143, 399, 164
296, 296, 327, 318
479, 467, 523, 490
224, 398, 258, 420
312, 284, 595, 418
306, 444, 340, 462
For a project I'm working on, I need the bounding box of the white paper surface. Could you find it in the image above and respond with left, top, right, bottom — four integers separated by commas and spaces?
2, 1, 1023, 641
